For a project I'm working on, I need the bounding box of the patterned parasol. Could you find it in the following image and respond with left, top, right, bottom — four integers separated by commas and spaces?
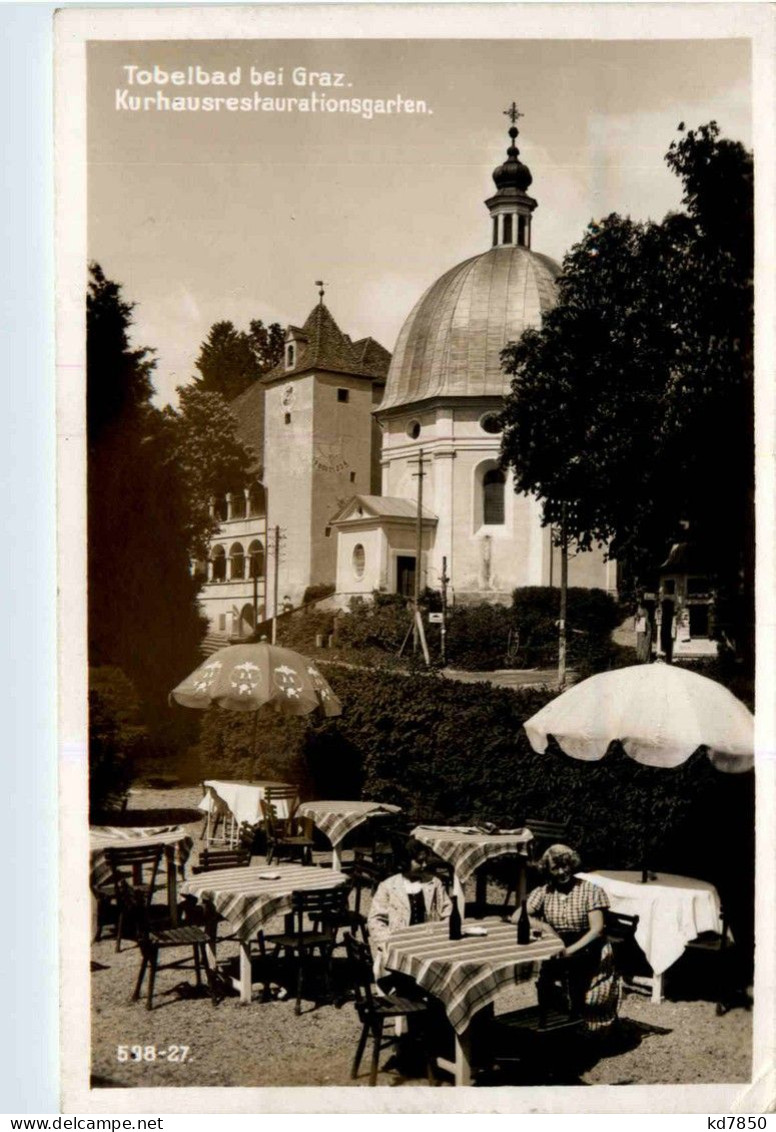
170, 642, 342, 718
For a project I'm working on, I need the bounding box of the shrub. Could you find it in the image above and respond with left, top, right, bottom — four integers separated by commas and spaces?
302, 582, 336, 605
278, 609, 336, 652
444, 603, 515, 670
510, 587, 623, 673
89, 666, 148, 817
336, 592, 414, 654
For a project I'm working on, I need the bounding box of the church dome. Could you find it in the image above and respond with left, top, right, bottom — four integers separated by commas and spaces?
379, 243, 560, 411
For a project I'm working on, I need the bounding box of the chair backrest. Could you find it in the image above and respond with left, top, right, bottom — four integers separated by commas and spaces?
525, 818, 570, 861
265, 785, 299, 815
104, 844, 164, 903
114, 878, 156, 941
192, 847, 251, 873
289, 885, 349, 933
260, 799, 281, 837
604, 910, 641, 976
344, 931, 377, 1014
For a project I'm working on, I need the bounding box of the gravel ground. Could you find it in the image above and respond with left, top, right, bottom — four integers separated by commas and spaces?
90, 787, 753, 1091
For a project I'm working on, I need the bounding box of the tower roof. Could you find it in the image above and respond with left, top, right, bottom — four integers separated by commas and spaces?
262, 301, 390, 383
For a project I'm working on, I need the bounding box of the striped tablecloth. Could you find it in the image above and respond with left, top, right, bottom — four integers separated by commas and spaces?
297, 801, 401, 849
178, 862, 349, 941
412, 826, 534, 885
385, 918, 563, 1035
89, 826, 194, 891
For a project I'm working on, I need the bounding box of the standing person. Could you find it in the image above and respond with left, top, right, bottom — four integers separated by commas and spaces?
367, 837, 452, 978
516, 843, 619, 1033
634, 602, 652, 663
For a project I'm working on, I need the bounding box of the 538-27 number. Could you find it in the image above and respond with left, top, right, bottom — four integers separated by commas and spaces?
117, 1045, 190, 1062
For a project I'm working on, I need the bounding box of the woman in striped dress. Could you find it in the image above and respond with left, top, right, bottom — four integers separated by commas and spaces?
519, 843, 619, 1033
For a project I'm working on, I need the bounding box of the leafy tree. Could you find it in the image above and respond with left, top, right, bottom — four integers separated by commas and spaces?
500, 123, 753, 664
248, 318, 285, 373
87, 263, 206, 749
193, 317, 283, 401
162, 386, 257, 560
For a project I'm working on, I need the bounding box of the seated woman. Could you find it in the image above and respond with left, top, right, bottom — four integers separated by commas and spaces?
367, 837, 452, 978
517, 843, 619, 1033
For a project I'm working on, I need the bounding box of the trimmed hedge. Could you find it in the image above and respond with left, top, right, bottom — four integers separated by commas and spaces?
189, 664, 752, 893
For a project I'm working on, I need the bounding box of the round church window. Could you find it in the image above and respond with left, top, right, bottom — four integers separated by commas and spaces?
480, 413, 502, 434
406, 420, 421, 439
352, 544, 366, 580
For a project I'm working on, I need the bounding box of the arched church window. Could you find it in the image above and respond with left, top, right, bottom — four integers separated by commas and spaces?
352, 544, 366, 580
483, 469, 506, 525
286, 343, 295, 369
503, 213, 513, 244
248, 539, 264, 578
229, 542, 245, 580
211, 545, 226, 582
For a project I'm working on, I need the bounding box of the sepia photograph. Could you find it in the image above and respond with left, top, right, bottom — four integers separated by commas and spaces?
56, 4, 775, 1115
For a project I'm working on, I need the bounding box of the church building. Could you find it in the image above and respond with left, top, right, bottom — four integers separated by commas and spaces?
199, 109, 616, 640
330, 111, 615, 605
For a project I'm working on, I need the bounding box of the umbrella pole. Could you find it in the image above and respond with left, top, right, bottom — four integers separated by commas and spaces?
251, 711, 259, 781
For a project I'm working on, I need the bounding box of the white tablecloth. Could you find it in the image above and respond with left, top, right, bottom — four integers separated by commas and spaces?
577, 869, 722, 975
199, 779, 294, 827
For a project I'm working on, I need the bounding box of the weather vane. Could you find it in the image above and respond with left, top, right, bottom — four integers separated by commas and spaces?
314, 279, 327, 303
503, 102, 524, 125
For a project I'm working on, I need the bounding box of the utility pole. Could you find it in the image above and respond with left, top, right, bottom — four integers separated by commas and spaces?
440, 555, 449, 665
410, 448, 427, 655
272, 523, 280, 645
558, 502, 568, 687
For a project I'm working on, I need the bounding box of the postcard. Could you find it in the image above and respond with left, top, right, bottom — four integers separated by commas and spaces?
56, 3, 776, 1115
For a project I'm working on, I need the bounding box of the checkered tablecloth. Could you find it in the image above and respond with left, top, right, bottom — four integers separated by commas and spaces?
385, 918, 563, 1034
89, 826, 194, 892
178, 863, 349, 941
412, 826, 533, 885
297, 801, 401, 849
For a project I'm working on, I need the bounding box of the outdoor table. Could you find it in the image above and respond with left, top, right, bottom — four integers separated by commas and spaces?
412, 825, 534, 917
384, 917, 563, 1085
89, 825, 194, 928
577, 869, 723, 1003
297, 800, 401, 872
199, 779, 295, 842
179, 861, 349, 1003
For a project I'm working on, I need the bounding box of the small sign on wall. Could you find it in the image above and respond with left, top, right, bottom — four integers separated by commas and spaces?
428, 612, 444, 624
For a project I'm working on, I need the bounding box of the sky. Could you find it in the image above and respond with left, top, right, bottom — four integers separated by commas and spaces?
88, 37, 751, 406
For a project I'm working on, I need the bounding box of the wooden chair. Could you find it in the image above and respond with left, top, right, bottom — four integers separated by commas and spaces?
525, 817, 570, 862
119, 880, 220, 1011
604, 910, 641, 981
344, 933, 436, 1086
264, 784, 299, 818
94, 843, 165, 952
202, 785, 238, 848
191, 846, 252, 874
684, 906, 744, 1015
487, 965, 584, 1075
258, 886, 350, 1015
260, 800, 314, 866
310, 861, 378, 946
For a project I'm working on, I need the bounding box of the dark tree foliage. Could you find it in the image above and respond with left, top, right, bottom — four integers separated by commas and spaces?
161, 385, 257, 560
193, 317, 283, 401
500, 123, 753, 665
87, 263, 206, 749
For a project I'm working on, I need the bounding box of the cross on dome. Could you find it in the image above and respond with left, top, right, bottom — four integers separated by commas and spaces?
503, 102, 524, 126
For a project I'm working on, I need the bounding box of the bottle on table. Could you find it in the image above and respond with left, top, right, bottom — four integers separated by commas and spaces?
448, 894, 462, 940
516, 898, 530, 945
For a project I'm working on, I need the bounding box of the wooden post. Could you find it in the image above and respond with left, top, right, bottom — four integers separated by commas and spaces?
440, 555, 449, 665
272, 524, 280, 645
558, 503, 568, 687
